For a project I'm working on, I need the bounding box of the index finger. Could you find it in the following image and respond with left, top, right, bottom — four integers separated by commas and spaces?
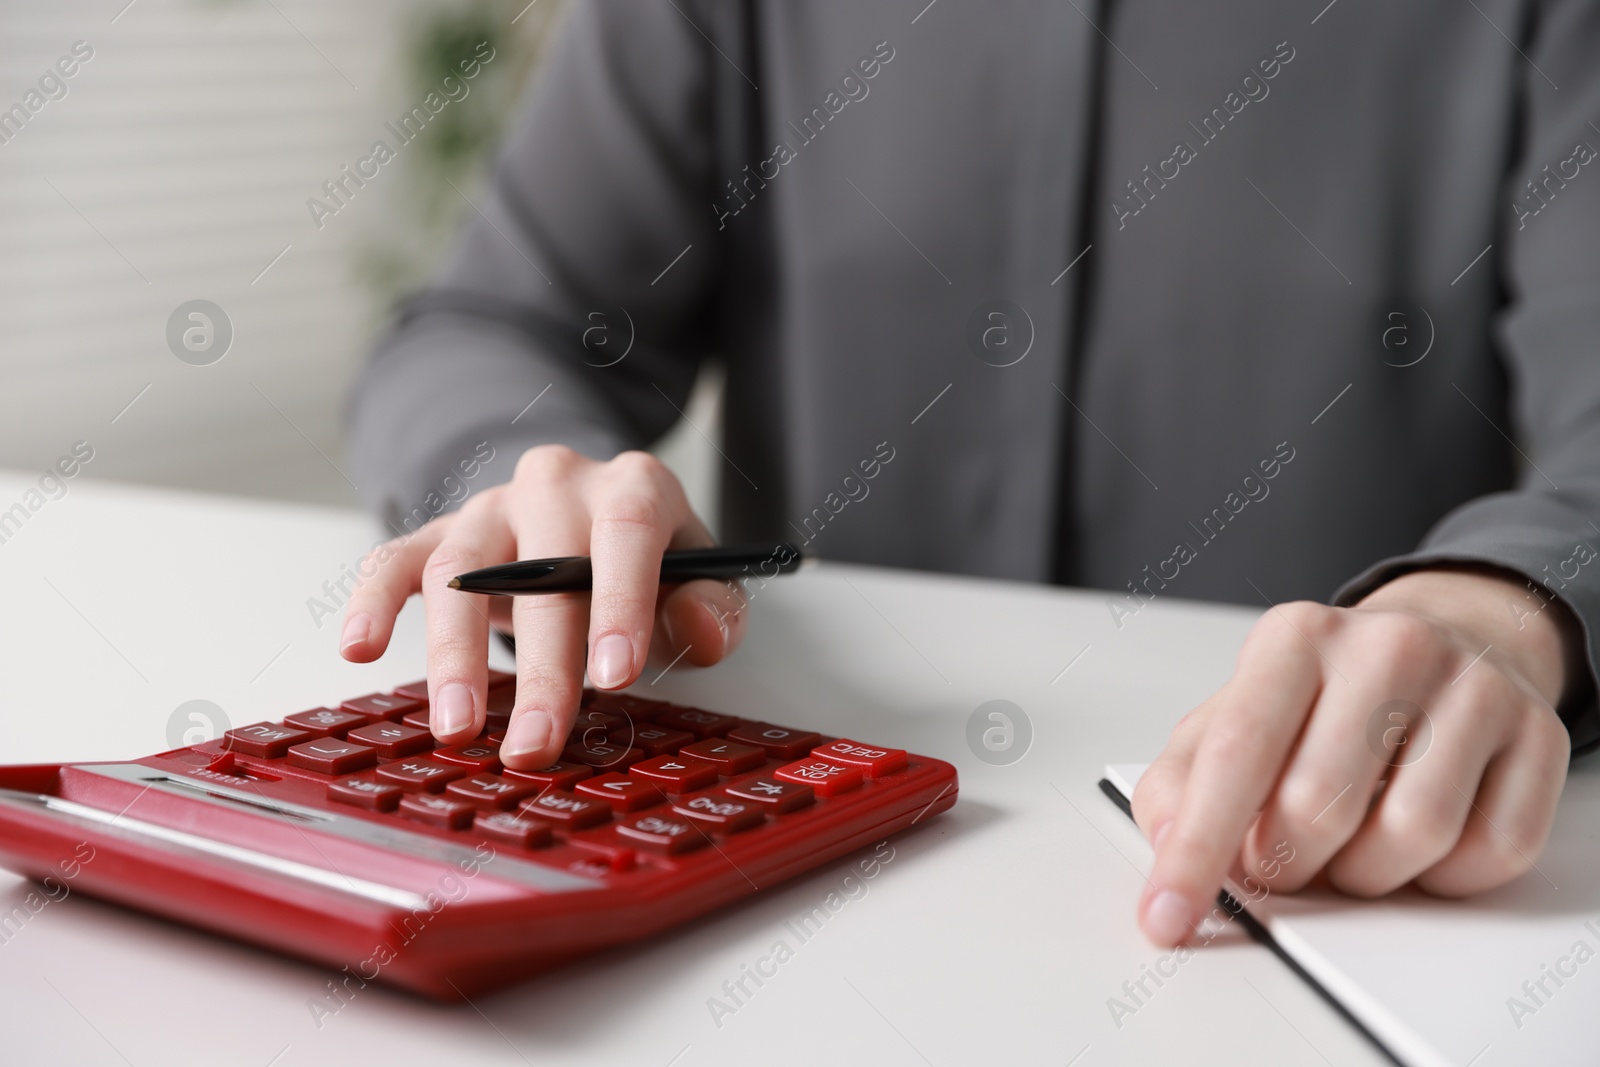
1140, 613, 1324, 945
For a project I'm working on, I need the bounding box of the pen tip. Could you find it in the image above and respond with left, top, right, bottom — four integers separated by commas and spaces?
447, 578, 461, 589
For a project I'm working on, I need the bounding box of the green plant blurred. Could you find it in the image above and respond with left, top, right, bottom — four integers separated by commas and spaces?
355, 0, 562, 307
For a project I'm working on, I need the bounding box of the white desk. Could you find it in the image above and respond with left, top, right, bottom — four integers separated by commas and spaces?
0, 472, 1391, 1066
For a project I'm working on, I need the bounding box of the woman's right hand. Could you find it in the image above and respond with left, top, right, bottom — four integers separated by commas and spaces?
337, 445, 750, 770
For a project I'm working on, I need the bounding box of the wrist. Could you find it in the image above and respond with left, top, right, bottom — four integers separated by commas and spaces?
1354, 564, 1581, 708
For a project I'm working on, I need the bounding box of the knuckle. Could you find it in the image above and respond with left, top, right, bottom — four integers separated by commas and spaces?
426, 632, 481, 667
514, 444, 582, 485
1199, 721, 1265, 769
1244, 600, 1331, 659
1364, 612, 1442, 664
1275, 774, 1349, 833
592, 492, 665, 536
1379, 793, 1459, 856
512, 667, 582, 712
423, 545, 482, 584
606, 449, 667, 483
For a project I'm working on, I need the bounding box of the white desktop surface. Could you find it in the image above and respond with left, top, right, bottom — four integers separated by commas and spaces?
0, 472, 1392, 1067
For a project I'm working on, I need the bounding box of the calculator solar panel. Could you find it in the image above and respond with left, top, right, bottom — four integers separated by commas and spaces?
0, 676, 957, 998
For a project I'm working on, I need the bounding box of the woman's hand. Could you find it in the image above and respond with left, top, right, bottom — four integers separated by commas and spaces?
337, 446, 748, 770
1132, 566, 1582, 946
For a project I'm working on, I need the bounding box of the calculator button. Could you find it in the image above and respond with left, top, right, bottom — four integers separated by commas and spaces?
671, 791, 765, 833
341, 692, 423, 722
487, 668, 516, 688
656, 708, 740, 738
346, 722, 433, 758
725, 776, 815, 812
521, 791, 612, 830
376, 758, 467, 792
629, 755, 720, 793
811, 739, 908, 778
773, 758, 863, 796
566, 826, 639, 871
284, 707, 365, 739
399, 793, 475, 830
680, 738, 766, 774
433, 743, 502, 772
615, 812, 708, 854
588, 693, 669, 720
502, 760, 592, 791
445, 773, 538, 810
573, 709, 629, 735
393, 679, 430, 702
474, 810, 552, 849
485, 685, 515, 725
727, 723, 823, 760
615, 724, 695, 757
328, 776, 402, 812
401, 708, 433, 731
562, 740, 643, 771
223, 722, 313, 759
287, 739, 378, 776
575, 773, 665, 812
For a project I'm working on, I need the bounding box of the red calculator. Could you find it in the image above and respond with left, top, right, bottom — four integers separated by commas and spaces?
0, 675, 957, 999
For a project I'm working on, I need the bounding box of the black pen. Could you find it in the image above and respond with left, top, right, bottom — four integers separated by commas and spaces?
448, 542, 807, 595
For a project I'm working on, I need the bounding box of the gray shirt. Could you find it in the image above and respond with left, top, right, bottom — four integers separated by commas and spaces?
348, 0, 1600, 749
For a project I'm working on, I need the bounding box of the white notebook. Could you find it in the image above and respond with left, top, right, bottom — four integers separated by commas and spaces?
1100, 760, 1600, 1067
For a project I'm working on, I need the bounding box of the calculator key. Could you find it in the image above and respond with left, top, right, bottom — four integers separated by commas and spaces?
376, 758, 467, 792
811, 739, 908, 778
328, 776, 402, 812
681, 738, 766, 775
566, 826, 639, 871
520, 791, 612, 830
725, 776, 815, 813
486, 668, 516, 688
573, 709, 629, 735
346, 722, 433, 758
575, 773, 665, 812
656, 707, 740, 739
399, 793, 475, 830
484, 730, 506, 745
671, 791, 765, 833
474, 810, 552, 849
615, 812, 708, 854
562, 740, 643, 771
223, 722, 313, 759
773, 757, 863, 796
502, 760, 592, 791
629, 754, 720, 793
433, 743, 502, 772
446, 773, 538, 810
287, 739, 377, 776
392, 679, 430, 702
485, 685, 515, 723
588, 693, 669, 720
402, 708, 433, 731
614, 724, 695, 757
727, 722, 823, 760
284, 707, 366, 739
341, 692, 423, 722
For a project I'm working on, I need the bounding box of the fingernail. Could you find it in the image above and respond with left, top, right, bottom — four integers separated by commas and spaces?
590, 633, 634, 689
340, 613, 370, 652
1143, 890, 1194, 946
435, 683, 474, 736
503, 711, 551, 761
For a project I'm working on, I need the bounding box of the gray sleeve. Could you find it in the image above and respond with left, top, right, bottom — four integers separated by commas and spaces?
1333, 0, 1600, 754
346, 0, 721, 533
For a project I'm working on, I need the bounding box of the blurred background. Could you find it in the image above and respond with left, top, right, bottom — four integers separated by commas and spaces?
1, 0, 719, 518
